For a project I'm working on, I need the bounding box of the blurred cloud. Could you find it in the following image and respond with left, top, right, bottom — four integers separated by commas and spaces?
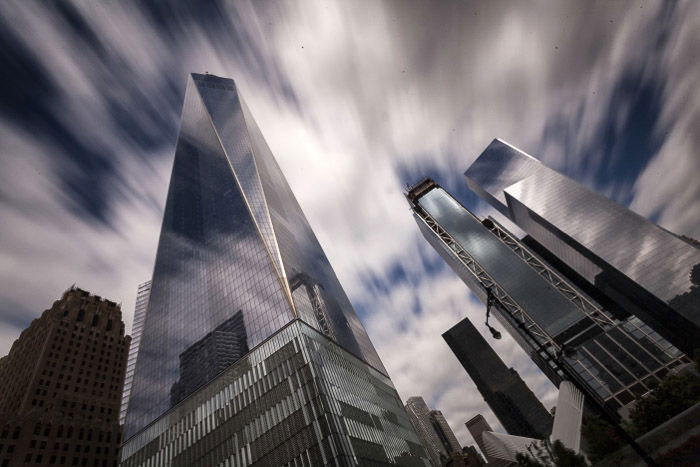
0, 0, 697, 449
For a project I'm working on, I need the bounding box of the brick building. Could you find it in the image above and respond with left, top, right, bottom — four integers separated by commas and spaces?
0, 287, 130, 466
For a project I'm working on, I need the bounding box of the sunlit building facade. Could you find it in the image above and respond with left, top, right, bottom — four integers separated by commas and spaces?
465, 139, 700, 355
406, 179, 689, 418
121, 73, 428, 465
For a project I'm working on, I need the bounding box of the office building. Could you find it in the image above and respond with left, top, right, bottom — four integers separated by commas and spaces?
443, 318, 552, 438
0, 287, 129, 467
121, 73, 428, 466
465, 415, 496, 465
120, 280, 151, 425
406, 179, 689, 418
431, 410, 462, 455
405, 397, 462, 466
465, 139, 700, 355
405, 397, 444, 466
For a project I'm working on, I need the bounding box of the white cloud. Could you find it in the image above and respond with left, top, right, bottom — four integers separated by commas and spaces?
0, 118, 168, 354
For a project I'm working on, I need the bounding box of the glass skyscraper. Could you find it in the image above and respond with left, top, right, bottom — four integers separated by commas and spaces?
121, 73, 428, 466
442, 318, 552, 439
465, 139, 700, 356
120, 280, 152, 425
404, 397, 461, 467
406, 179, 689, 418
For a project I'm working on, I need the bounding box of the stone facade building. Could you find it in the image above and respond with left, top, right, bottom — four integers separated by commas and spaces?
0, 287, 130, 467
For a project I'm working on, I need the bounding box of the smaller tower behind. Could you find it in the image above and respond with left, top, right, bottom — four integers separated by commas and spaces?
466, 414, 496, 464
430, 409, 462, 454
120, 280, 151, 425
405, 396, 464, 466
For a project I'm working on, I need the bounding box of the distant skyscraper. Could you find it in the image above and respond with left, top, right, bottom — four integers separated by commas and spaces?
430, 410, 463, 455
121, 73, 428, 465
466, 415, 496, 464
405, 397, 461, 466
406, 179, 689, 418
120, 280, 151, 426
465, 139, 700, 355
0, 287, 129, 467
443, 318, 552, 438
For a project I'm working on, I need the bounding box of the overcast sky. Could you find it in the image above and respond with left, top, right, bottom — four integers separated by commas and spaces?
1, 0, 698, 449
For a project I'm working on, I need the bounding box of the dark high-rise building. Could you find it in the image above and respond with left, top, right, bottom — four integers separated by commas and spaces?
465, 139, 700, 355
121, 73, 428, 466
0, 287, 130, 467
443, 318, 552, 438
120, 280, 151, 426
406, 179, 689, 418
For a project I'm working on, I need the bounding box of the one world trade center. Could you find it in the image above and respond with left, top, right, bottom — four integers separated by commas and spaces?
121, 73, 428, 466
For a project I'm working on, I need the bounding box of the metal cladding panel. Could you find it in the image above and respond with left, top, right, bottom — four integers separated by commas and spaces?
125, 74, 388, 439
465, 139, 700, 348
481, 431, 538, 463
417, 187, 586, 339
121, 320, 430, 467
550, 381, 584, 453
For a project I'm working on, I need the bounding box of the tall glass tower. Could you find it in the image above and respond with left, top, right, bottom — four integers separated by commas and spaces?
405, 179, 688, 419
465, 139, 700, 356
121, 74, 428, 466
120, 280, 151, 425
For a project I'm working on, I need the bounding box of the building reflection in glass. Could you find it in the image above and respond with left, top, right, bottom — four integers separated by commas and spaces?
465, 139, 700, 355
170, 310, 248, 406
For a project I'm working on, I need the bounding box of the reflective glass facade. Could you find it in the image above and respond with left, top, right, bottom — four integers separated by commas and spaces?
407, 180, 689, 417
124, 73, 385, 439
417, 186, 585, 339
120, 280, 152, 425
465, 139, 700, 355
120, 320, 429, 466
